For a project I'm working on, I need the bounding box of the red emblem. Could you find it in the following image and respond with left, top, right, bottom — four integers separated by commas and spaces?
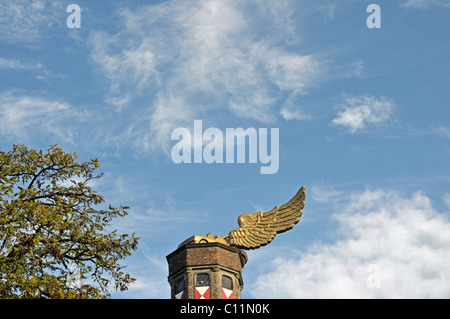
195, 286, 210, 299
222, 287, 233, 299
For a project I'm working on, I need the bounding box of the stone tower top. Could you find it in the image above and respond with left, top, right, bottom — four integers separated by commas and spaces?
166, 242, 247, 299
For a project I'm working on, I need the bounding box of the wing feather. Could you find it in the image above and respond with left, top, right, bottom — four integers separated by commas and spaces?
228, 187, 306, 249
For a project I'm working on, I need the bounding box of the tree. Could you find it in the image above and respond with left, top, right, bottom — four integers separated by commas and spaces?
0, 144, 139, 298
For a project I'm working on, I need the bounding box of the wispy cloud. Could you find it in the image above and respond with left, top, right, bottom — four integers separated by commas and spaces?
0, 90, 86, 142
88, 0, 324, 151
443, 193, 450, 209
0, 56, 61, 83
280, 107, 311, 121
114, 242, 169, 298
317, 4, 337, 21
280, 89, 313, 121
0, 57, 43, 71
433, 126, 450, 139
310, 183, 347, 204
401, 0, 450, 9
0, 0, 63, 43
252, 189, 450, 298
332, 95, 395, 133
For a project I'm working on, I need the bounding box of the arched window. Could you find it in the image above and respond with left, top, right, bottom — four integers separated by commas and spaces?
222, 275, 233, 290
196, 273, 210, 286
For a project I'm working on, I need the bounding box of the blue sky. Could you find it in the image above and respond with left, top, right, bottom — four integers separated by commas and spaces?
1, 0, 449, 298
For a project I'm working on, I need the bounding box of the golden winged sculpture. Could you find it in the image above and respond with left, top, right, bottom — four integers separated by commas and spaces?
179, 187, 306, 250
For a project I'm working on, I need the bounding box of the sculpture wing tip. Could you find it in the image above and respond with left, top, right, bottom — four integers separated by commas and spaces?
228, 186, 306, 250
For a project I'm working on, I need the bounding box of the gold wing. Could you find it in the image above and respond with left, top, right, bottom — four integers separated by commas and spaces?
227, 186, 306, 249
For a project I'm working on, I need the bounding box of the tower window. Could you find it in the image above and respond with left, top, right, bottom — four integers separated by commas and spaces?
175, 278, 185, 293
196, 273, 210, 286
222, 275, 233, 290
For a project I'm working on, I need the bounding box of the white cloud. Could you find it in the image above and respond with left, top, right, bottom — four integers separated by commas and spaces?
434, 127, 450, 139
345, 60, 365, 78
443, 193, 450, 209
310, 183, 345, 204
0, 91, 86, 141
332, 95, 395, 133
280, 89, 312, 121
89, 32, 159, 104
280, 107, 309, 121
148, 94, 196, 152
88, 0, 323, 151
317, 4, 336, 21
251, 189, 450, 298
0, 0, 62, 43
0, 57, 59, 83
0, 57, 43, 71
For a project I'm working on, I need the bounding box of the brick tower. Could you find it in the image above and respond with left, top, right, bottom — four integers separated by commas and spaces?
166, 239, 248, 299
166, 187, 306, 299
